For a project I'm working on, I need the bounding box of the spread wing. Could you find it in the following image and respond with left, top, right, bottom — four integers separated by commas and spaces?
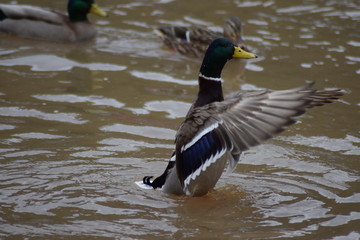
175, 83, 342, 189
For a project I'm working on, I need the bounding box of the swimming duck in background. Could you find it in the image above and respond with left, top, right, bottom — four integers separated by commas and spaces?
0, 0, 107, 42
142, 38, 343, 197
154, 16, 248, 58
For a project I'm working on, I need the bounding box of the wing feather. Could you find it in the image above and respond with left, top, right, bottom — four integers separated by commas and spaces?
175, 82, 343, 193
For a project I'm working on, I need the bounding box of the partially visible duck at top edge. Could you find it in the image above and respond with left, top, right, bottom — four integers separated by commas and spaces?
0, 0, 107, 42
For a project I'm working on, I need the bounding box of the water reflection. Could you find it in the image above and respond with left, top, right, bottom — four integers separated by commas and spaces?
100, 123, 176, 140
0, 54, 126, 72
0, 106, 88, 124
33, 94, 125, 109
130, 70, 198, 85
143, 100, 191, 118
281, 134, 360, 155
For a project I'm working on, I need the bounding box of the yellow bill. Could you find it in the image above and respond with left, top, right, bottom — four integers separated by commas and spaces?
232, 46, 257, 59
90, 4, 108, 17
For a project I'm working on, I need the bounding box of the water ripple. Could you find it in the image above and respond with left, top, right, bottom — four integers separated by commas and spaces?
276, 5, 318, 14
99, 137, 173, 151
0, 123, 16, 130
143, 100, 190, 119
0, 55, 126, 72
280, 135, 360, 155
33, 94, 125, 109
12, 132, 67, 140
2, 150, 53, 158
0, 107, 88, 125
130, 70, 197, 85
100, 123, 176, 140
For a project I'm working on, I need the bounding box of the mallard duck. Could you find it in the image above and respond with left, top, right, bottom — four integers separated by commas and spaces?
154, 16, 248, 58
142, 38, 343, 197
0, 0, 107, 42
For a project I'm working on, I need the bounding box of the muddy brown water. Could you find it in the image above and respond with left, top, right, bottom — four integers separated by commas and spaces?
0, 0, 359, 239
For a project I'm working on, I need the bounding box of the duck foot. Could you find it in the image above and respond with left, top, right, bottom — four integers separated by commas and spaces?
143, 174, 167, 189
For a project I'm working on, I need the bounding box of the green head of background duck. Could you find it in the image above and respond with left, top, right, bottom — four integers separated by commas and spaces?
68, 0, 107, 22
